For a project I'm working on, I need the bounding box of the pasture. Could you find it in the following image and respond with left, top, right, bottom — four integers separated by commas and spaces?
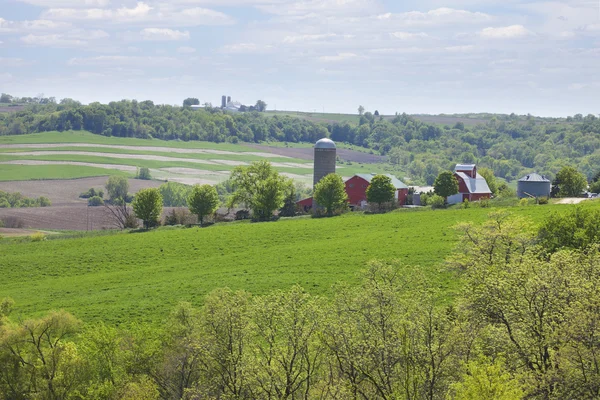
0, 204, 571, 326
0, 131, 394, 185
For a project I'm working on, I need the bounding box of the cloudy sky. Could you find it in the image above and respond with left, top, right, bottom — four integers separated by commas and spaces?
0, 0, 598, 116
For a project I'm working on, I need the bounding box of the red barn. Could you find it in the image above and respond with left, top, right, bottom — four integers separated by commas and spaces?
447, 164, 492, 204
346, 174, 408, 209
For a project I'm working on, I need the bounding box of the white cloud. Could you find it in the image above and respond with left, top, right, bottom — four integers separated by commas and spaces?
68, 55, 183, 67
376, 8, 491, 26
480, 25, 532, 39
177, 46, 196, 53
0, 57, 34, 67
16, 0, 110, 6
390, 31, 429, 40
258, 0, 378, 17
42, 2, 234, 27
20, 30, 109, 48
445, 45, 475, 52
141, 28, 190, 41
282, 33, 354, 43
0, 18, 72, 33
220, 43, 274, 54
319, 52, 358, 62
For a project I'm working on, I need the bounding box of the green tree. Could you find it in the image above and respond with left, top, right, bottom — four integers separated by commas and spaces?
228, 161, 290, 221
183, 98, 200, 107
556, 165, 587, 197
314, 173, 348, 217
278, 184, 298, 217
106, 175, 129, 202
136, 167, 152, 180
358, 105, 365, 116
254, 100, 267, 112
449, 357, 524, 400
159, 182, 191, 207
366, 174, 395, 211
478, 167, 498, 196
187, 184, 219, 225
433, 171, 459, 201
132, 188, 163, 229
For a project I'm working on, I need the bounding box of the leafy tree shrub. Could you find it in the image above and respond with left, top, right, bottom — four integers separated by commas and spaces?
478, 167, 498, 196
462, 199, 470, 209
556, 166, 587, 197
187, 184, 219, 225
429, 194, 446, 209
434, 171, 459, 201
538, 196, 549, 205
279, 184, 298, 217
79, 188, 103, 199
0, 198, 9, 208
314, 174, 348, 217
478, 198, 491, 208
132, 188, 163, 229
538, 207, 600, 252
106, 176, 129, 202
164, 208, 195, 226
228, 161, 290, 222
87, 196, 104, 206
519, 198, 532, 206
160, 182, 191, 207
38, 196, 51, 207
366, 175, 395, 212
136, 167, 152, 180
30, 232, 46, 242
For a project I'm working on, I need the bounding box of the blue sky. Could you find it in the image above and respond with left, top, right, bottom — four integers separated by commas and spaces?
0, 0, 598, 116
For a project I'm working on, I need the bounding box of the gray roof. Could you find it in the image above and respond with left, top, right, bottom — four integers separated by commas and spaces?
455, 171, 492, 194
353, 173, 408, 189
315, 138, 336, 149
519, 173, 550, 182
455, 164, 476, 171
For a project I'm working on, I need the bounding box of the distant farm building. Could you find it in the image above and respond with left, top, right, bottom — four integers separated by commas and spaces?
447, 164, 492, 204
517, 173, 551, 198
346, 173, 408, 209
298, 138, 408, 211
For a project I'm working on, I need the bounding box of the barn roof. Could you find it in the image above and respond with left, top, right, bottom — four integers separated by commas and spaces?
353, 173, 408, 189
455, 164, 476, 171
455, 171, 492, 194
519, 173, 550, 182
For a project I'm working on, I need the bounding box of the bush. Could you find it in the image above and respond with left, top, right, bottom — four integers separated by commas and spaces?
136, 167, 152, 180
429, 195, 446, 209
1, 216, 24, 229
519, 198, 532, 207
88, 196, 104, 206
30, 232, 46, 242
538, 196, 549, 205
79, 188, 103, 199
0, 198, 9, 208
38, 196, 51, 207
124, 213, 139, 229
462, 199, 470, 209
164, 208, 196, 226
478, 199, 491, 208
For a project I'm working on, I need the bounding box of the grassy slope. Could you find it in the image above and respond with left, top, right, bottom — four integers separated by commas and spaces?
0, 131, 257, 152
0, 164, 129, 181
0, 205, 568, 325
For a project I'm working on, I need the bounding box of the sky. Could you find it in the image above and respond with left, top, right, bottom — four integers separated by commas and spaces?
0, 0, 598, 116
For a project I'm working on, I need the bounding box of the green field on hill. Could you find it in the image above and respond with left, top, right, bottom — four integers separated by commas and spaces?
0, 204, 575, 326
0, 131, 395, 182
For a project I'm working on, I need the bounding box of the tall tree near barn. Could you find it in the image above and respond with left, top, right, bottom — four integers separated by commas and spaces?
132, 188, 163, 229
188, 184, 219, 225
314, 173, 348, 217
366, 174, 395, 212
434, 171, 459, 202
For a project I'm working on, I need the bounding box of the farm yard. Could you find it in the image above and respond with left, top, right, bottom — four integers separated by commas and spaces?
0, 203, 565, 325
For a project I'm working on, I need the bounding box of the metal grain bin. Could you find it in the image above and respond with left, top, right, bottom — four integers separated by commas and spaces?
517, 173, 551, 198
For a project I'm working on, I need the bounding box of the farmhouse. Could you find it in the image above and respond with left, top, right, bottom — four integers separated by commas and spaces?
447, 164, 492, 204
346, 173, 408, 209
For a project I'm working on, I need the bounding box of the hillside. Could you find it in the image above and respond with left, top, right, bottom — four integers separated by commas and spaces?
0, 205, 567, 325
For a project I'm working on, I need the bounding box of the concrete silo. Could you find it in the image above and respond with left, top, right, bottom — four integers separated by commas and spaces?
313, 138, 337, 187
221, 96, 227, 108
517, 173, 551, 198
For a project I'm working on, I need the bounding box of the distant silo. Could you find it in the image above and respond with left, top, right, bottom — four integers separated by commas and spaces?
221, 96, 226, 108
313, 138, 336, 187
518, 173, 551, 198
227, 96, 231, 104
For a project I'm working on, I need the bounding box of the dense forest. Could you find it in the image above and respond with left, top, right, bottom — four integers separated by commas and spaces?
2, 208, 600, 399
1, 97, 599, 185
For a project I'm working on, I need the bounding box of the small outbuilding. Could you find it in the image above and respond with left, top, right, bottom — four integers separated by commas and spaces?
517, 173, 551, 198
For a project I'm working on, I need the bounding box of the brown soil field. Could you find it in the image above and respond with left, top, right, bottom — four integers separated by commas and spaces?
246, 144, 387, 164
0, 177, 161, 206
0, 105, 25, 114
410, 115, 489, 126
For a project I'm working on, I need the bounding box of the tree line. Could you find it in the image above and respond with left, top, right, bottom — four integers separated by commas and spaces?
1, 96, 600, 184
2, 207, 600, 399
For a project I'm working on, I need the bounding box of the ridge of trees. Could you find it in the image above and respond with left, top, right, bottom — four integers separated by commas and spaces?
1, 97, 600, 184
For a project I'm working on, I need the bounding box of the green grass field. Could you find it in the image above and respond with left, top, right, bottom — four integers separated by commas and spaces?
0, 204, 577, 326
0, 164, 130, 181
